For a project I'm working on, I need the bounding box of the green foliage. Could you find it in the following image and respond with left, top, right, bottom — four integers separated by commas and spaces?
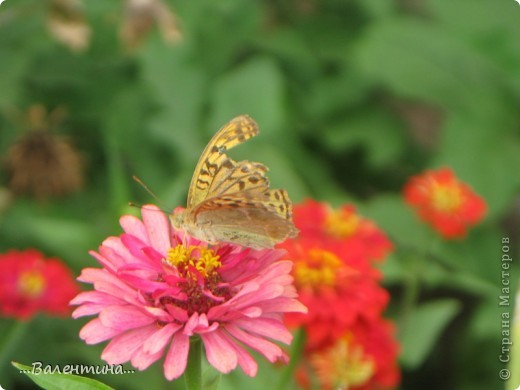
0, 0, 519, 389
400, 300, 461, 368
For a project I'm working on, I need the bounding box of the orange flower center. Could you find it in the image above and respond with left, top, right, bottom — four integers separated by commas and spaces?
18, 271, 46, 298
324, 209, 359, 238
311, 336, 375, 389
164, 245, 230, 315
430, 182, 463, 213
294, 249, 342, 289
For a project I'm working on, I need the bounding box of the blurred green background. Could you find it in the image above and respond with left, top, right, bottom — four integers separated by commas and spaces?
1, 0, 520, 389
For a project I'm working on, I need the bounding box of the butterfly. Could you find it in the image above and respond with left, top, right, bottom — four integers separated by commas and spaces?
171, 115, 298, 249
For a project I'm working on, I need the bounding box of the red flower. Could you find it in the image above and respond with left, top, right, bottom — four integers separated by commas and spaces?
294, 199, 393, 263
403, 167, 487, 238
0, 249, 79, 320
302, 318, 400, 390
280, 239, 389, 351
279, 200, 400, 388
278, 201, 394, 351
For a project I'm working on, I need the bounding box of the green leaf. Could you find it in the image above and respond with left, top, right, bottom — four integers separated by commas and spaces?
209, 56, 285, 137
139, 39, 207, 163
12, 362, 115, 390
302, 65, 374, 121
426, 0, 520, 91
432, 113, 520, 218
354, 17, 505, 110
253, 28, 320, 84
400, 300, 461, 368
202, 367, 221, 390
358, 0, 397, 19
185, 0, 262, 75
322, 108, 405, 168
360, 194, 433, 249
22, 217, 96, 265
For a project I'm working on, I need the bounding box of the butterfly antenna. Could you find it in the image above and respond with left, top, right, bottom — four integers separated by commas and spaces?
133, 175, 163, 205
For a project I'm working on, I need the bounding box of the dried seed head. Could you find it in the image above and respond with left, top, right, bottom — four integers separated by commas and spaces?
6, 106, 84, 200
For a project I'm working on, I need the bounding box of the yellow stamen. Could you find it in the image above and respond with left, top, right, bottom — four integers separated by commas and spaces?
18, 271, 46, 298
311, 336, 375, 389
324, 208, 360, 238
294, 249, 342, 289
430, 182, 463, 213
166, 245, 221, 278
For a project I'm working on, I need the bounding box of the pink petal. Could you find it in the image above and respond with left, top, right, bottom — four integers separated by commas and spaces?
201, 330, 238, 374
225, 323, 283, 362
233, 318, 293, 344
233, 340, 258, 377
184, 312, 200, 336
165, 304, 189, 322
257, 261, 293, 284
118, 274, 168, 292
120, 215, 148, 243
142, 204, 172, 254
141, 246, 166, 266
70, 291, 121, 306
143, 306, 173, 323
164, 332, 189, 380
102, 325, 157, 364
239, 306, 262, 318
89, 249, 119, 272
72, 303, 106, 318
78, 268, 127, 292
77, 267, 104, 283
185, 313, 218, 335
80, 268, 139, 304
97, 243, 127, 271
120, 234, 150, 264
79, 318, 122, 344
131, 348, 163, 371
99, 306, 155, 330
100, 237, 134, 266
256, 297, 307, 314
143, 323, 181, 354
230, 285, 284, 311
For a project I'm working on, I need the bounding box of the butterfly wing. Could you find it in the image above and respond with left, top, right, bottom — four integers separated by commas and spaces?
182, 114, 298, 248
187, 115, 259, 208
192, 189, 299, 249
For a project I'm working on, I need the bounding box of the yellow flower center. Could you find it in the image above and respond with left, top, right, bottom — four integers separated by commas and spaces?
18, 271, 45, 298
311, 336, 375, 389
162, 245, 230, 316
430, 182, 463, 213
294, 249, 342, 289
166, 245, 221, 279
324, 208, 359, 238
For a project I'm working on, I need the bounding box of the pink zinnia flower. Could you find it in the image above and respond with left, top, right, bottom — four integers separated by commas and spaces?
71, 205, 307, 380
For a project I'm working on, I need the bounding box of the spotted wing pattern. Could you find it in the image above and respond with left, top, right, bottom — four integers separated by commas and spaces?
181, 115, 298, 248
187, 115, 260, 208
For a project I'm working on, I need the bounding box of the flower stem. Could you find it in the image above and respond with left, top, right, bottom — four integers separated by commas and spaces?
0, 320, 30, 378
184, 337, 202, 390
399, 253, 422, 335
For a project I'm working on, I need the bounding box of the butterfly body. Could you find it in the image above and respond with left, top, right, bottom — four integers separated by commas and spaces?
172, 115, 298, 249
